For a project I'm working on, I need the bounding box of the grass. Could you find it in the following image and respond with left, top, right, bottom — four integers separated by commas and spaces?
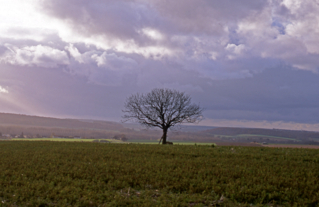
267, 143, 314, 146
265, 143, 319, 148
11, 138, 124, 143
0, 141, 319, 206
216, 134, 299, 141
11, 138, 94, 142
129, 140, 215, 145
237, 134, 299, 141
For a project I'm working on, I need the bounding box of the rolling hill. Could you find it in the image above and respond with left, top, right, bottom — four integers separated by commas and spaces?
200, 127, 319, 144
1, 112, 319, 145
0, 113, 124, 130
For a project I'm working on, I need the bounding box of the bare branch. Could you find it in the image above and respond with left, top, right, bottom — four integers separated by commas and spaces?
122, 88, 204, 144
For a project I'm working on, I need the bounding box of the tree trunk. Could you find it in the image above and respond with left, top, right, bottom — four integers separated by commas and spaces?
162, 128, 168, 144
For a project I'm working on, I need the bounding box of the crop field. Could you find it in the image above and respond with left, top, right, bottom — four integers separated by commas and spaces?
10, 138, 124, 143
236, 134, 298, 141
11, 138, 94, 142
265, 144, 319, 149
0, 142, 319, 206
215, 134, 299, 141
129, 140, 215, 145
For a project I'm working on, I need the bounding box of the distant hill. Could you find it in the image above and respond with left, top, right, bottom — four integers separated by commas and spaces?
1, 112, 319, 144
0, 113, 160, 139
0, 113, 124, 131
122, 123, 216, 132
202, 127, 319, 141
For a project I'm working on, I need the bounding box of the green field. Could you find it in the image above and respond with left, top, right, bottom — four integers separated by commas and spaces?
216, 134, 299, 141
12, 138, 94, 142
11, 138, 124, 143
0, 142, 319, 206
236, 134, 299, 141
129, 140, 215, 145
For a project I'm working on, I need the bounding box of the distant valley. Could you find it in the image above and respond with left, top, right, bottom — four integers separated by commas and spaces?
0, 113, 319, 145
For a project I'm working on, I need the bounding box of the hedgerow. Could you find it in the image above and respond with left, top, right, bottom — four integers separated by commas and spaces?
0, 141, 318, 206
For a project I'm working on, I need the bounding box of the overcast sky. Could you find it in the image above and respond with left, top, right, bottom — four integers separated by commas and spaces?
0, 0, 319, 130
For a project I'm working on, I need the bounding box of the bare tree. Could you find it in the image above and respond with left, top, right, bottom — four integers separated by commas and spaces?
122, 88, 203, 144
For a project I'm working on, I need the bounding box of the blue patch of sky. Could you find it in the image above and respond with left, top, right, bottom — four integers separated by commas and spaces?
227, 27, 241, 46
271, 18, 286, 35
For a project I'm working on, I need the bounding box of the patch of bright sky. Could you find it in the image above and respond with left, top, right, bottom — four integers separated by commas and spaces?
0, 0, 101, 46
0, 0, 56, 41
0, 90, 49, 115
0, 0, 172, 59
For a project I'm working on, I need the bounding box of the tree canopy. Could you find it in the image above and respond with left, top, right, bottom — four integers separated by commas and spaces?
122, 88, 203, 144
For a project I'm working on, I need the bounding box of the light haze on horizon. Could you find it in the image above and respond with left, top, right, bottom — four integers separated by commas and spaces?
0, 0, 319, 131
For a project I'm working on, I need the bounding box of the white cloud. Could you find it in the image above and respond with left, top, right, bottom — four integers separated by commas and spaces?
0, 86, 8, 94
1, 44, 69, 68
233, 0, 319, 71
225, 44, 246, 59
91, 52, 137, 70
281, 0, 302, 14
65, 44, 84, 63
1, 0, 319, 82
140, 28, 164, 40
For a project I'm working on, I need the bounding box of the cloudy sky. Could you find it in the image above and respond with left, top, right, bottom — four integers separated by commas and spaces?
0, 0, 319, 130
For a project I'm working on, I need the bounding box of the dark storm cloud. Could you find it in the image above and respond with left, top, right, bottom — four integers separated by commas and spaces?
40, 0, 266, 36
24, 0, 319, 77
197, 66, 319, 123
40, 0, 161, 46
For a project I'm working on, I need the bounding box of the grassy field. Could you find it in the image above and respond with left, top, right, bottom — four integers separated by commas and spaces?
11, 138, 94, 142
11, 138, 124, 143
265, 144, 319, 149
129, 140, 216, 145
236, 134, 299, 141
215, 134, 299, 141
1, 141, 319, 206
